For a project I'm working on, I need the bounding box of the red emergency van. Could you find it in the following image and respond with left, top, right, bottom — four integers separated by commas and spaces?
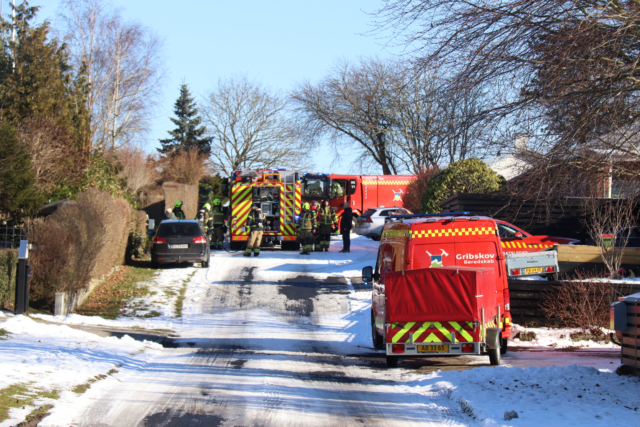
362, 212, 511, 368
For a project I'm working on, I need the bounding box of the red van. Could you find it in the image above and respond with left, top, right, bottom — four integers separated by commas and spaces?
362, 213, 511, 368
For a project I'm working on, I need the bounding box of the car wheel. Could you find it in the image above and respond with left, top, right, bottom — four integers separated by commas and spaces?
371, 309, 384, 350
351, 217, 357, 234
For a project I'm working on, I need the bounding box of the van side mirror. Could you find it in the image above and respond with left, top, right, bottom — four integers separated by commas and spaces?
362, 266, 373, 282
515, 232, 524, 239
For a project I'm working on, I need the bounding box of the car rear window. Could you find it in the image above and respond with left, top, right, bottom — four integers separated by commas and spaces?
379, 209, 397, 217
361, 209, 376, 219
157, 223, 201, 237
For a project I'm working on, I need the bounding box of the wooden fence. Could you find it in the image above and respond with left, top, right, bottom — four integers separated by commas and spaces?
509, 279, 640, 325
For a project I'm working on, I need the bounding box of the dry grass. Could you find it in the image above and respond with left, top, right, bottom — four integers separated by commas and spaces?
0, 384, 59, 424
76, 265, 156, 319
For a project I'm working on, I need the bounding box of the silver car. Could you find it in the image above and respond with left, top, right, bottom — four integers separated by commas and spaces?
355, 207, 411, 240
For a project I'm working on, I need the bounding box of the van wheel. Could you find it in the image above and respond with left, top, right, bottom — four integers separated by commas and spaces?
489, 333, 502, 365
371, 309, 384, 350
386, 356, 398, 368
500, 337, 508, 355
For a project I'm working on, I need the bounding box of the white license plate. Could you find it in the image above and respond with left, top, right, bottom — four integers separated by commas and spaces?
169, 244, 188, 249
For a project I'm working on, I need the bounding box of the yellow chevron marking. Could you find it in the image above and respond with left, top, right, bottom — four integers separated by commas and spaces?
423, 332, 441, 343
449, 321, 474, 342
432, 322, 451, 338
412, 322, 431, 342
392, 322, 416, 343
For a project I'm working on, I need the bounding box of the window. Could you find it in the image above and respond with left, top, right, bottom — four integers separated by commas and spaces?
379, 209, 398, 217
361, 209, 376, 220
158, 223, 201, 237
301, 178, 328, 199
497, 223, 528, 239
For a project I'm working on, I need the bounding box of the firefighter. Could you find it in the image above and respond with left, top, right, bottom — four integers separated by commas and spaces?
311, 201, 321, 251
196, 203, 211, 234
245, 203, 264, 257
330, 181, 344, 198
316, 200, 337, 252
297, 202, 316, 255
164, 208, 177, 220
173, 201, 186, 220
210, 199, 228, 250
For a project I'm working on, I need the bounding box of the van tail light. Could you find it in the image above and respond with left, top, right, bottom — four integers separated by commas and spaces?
391, 344, 405, 354
462, 344, 474, 353
545, 266, 555, 272
510, 269, 520, 275
193, 236, 207, 244
503, 289, 510, 312
153, 237, 166, 244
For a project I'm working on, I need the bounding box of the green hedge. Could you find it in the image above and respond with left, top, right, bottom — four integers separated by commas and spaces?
0, 249, 18, 309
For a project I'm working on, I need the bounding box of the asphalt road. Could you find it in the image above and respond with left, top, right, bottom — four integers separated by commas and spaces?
61, 251, 619, 427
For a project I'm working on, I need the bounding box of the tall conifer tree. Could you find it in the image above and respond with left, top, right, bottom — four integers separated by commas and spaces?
159, 84, 212, 155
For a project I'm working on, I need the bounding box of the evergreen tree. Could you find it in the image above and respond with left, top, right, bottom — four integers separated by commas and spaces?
0, 124, 43, 219
159, 84, 212, 155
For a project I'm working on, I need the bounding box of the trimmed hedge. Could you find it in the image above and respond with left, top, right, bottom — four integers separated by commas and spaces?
0, 249, 18, 309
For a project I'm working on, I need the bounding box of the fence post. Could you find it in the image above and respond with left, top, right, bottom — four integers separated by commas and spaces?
14, 240, 30, 315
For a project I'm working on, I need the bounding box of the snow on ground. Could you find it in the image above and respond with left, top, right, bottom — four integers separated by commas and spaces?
2, 234, 639, 426
31, 266, 200, 332
0, 315, 162, 427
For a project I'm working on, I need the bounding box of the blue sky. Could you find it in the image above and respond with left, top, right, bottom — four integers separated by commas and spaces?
22, 0, 399, 174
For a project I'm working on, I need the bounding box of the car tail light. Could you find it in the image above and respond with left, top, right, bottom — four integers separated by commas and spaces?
510, 269, 520, 275
503, 289, 510, 312
153, 237, 166, 244
391, 344, 405, 354
462, 344, 474, 353
545, 266, 555, 272
365, 217, 373, 223
193, 236, 207, 244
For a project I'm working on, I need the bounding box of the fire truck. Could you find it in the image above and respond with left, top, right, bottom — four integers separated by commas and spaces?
225, 169, 302, 251
300, 174, 417, 229
362, 212, 511, 368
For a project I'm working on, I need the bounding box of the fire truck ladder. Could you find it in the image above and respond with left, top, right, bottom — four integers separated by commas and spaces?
284, 174, 296, 224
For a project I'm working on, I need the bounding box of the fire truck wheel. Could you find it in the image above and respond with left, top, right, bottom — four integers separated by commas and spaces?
386, 356, 398, 368
500, 337, 508, 355
371, 310, 384, 350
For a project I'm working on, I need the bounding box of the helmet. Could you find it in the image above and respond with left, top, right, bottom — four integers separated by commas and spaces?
203, 203, 211, 211
174, 201, 183, 208
302, 202, 310, 210
213, 198, 221, 206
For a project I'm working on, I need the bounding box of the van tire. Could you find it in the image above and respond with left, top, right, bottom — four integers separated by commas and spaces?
489, 332, 502, 365
371, 310, 384, 350
386, 356, 398, 368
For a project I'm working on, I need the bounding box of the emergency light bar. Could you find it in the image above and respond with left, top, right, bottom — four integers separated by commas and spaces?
390, 211, 471, 220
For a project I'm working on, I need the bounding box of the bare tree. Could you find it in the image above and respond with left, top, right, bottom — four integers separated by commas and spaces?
115, 145, 157, 194
291, 58, 399, 175
372, 1, 640, 180
57, 0, 165, 150
202, 75, 311, 175
292, 57, 492, 174
584, 196, 637, 279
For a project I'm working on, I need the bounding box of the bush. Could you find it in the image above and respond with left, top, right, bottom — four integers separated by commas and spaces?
0, 249, 18, 309
420, 158, 505, 213
126, 210, 149, 260
541, 271, 630, 333
160, 149, 209, 186
28, 189, 131, 309
403, 166, 439, 213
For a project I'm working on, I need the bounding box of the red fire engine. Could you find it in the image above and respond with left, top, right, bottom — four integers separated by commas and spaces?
226, 169, 302, 250
300, 174, 417, 228
363, 212, 511, 368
